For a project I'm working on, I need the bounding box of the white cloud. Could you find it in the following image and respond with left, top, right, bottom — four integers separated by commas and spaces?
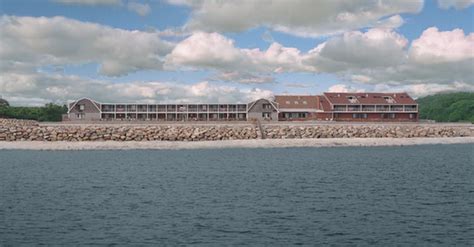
53, 0, 122, 6
305, 28, 408, 72
437, 0, 474, 9
284, 83, 313, 88
211, 71, 275, 84
168, 0, 423, 37
0, 16, 173, 76
374, 15, 405, 29
0, 70, 274, 106
165, 32, 244, 70
409, 27, 474, 64
374, 82, 474, 98
165, 32, 309, 74
328, 84, 366, 93
127, 2, 151, 16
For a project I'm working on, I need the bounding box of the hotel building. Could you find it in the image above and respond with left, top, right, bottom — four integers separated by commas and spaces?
67, 92, 418, 122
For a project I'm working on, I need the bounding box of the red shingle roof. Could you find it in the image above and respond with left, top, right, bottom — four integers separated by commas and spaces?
323, 92, 416, 105
274, 95, 319, 109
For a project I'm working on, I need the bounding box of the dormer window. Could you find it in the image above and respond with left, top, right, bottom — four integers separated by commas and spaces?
383, 96, 396, 103
347, 96, 358, 104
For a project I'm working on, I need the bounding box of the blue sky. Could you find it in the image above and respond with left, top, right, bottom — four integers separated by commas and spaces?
0, 0, 473, 105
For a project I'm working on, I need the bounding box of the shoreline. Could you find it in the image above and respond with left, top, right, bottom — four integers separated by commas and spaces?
0, 137, 473, 150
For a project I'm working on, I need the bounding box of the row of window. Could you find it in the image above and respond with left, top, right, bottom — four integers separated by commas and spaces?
337, 113, 416, 119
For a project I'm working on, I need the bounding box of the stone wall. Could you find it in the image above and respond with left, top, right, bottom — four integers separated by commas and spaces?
0, 119, 472, 141
264, 125, 472, 139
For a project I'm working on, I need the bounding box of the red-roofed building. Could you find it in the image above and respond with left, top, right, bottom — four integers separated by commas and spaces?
274, 95, 322, 121
321, 92, 418, 122
66, 92, 418, 122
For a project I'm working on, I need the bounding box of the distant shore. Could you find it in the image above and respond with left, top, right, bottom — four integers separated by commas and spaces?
0, 137, 472, 150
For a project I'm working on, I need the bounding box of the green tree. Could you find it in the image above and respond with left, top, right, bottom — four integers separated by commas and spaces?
417, 92, 474, 123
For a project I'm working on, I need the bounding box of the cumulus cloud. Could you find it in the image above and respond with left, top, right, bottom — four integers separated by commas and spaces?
165, 32, 309, 74
165, 27, 473, 91
374, 82, 474, 98
127, 2, 151, 16
53, 0, 122, 6
437, 0, 474, 9
165, 32, 244, 70
305, 28, 408, 72
167, 0, 423, 37
0, 16, 173, 76
0, 70, 274, 106
409, 27, 474, 64
350, 27, 474, 86
328, 84, 366, 93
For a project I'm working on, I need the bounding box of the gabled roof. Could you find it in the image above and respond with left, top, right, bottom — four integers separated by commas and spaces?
247, 98, 279, 112
274, 95, 318, 109
67, 97, 101, 113
323, 92, 416, 105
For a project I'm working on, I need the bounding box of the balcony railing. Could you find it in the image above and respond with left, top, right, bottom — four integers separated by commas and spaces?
332, 105, 417, 112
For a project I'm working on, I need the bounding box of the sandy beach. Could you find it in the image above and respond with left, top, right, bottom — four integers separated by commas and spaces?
0, 137, 472, 150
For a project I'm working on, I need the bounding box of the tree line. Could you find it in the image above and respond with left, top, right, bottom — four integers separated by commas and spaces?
0, 103, 68, 122
417, 92, 474, 123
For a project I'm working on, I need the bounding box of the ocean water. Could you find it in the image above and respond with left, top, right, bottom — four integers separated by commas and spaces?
0, 144, 473, 246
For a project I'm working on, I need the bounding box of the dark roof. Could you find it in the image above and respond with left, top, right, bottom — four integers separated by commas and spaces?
323, 92, 416, 105
0, 98, 9, 106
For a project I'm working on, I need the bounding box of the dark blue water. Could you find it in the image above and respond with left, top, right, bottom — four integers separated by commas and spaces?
1, 144, 473, 246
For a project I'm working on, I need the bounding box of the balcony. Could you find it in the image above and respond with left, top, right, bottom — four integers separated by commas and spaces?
376, 106, 390, 112
361, 105, 375, 111
390, 105, 404, 112
188, 105, 198, 112
137, 105, 147, 112
347, 106, 361, 112
167, 105, 176, 112
209, 105, 218, 112
237, 105, 247, 112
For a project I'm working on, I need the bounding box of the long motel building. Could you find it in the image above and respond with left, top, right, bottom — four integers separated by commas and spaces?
67, 92, 418, 122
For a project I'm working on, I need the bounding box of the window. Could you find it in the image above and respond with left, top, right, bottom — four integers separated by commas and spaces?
262, 103, 273, 110
383, 96, 396, 103
285, 101, 290, 104
302, 101, 307, 105
294, 101, 299, 104
352, 113, 367, 119
262, 112, 271, 118
79, 104, 85, 111
347, 96, 359, 103
389, 113, 396, 119
409, 113, 415, 119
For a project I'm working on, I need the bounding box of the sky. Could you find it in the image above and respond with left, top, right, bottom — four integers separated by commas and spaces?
0, 0, 473, 106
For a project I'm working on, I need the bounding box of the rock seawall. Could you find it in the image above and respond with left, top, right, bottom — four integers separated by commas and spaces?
264, 125, 472, 139
0, 119, 472, 141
